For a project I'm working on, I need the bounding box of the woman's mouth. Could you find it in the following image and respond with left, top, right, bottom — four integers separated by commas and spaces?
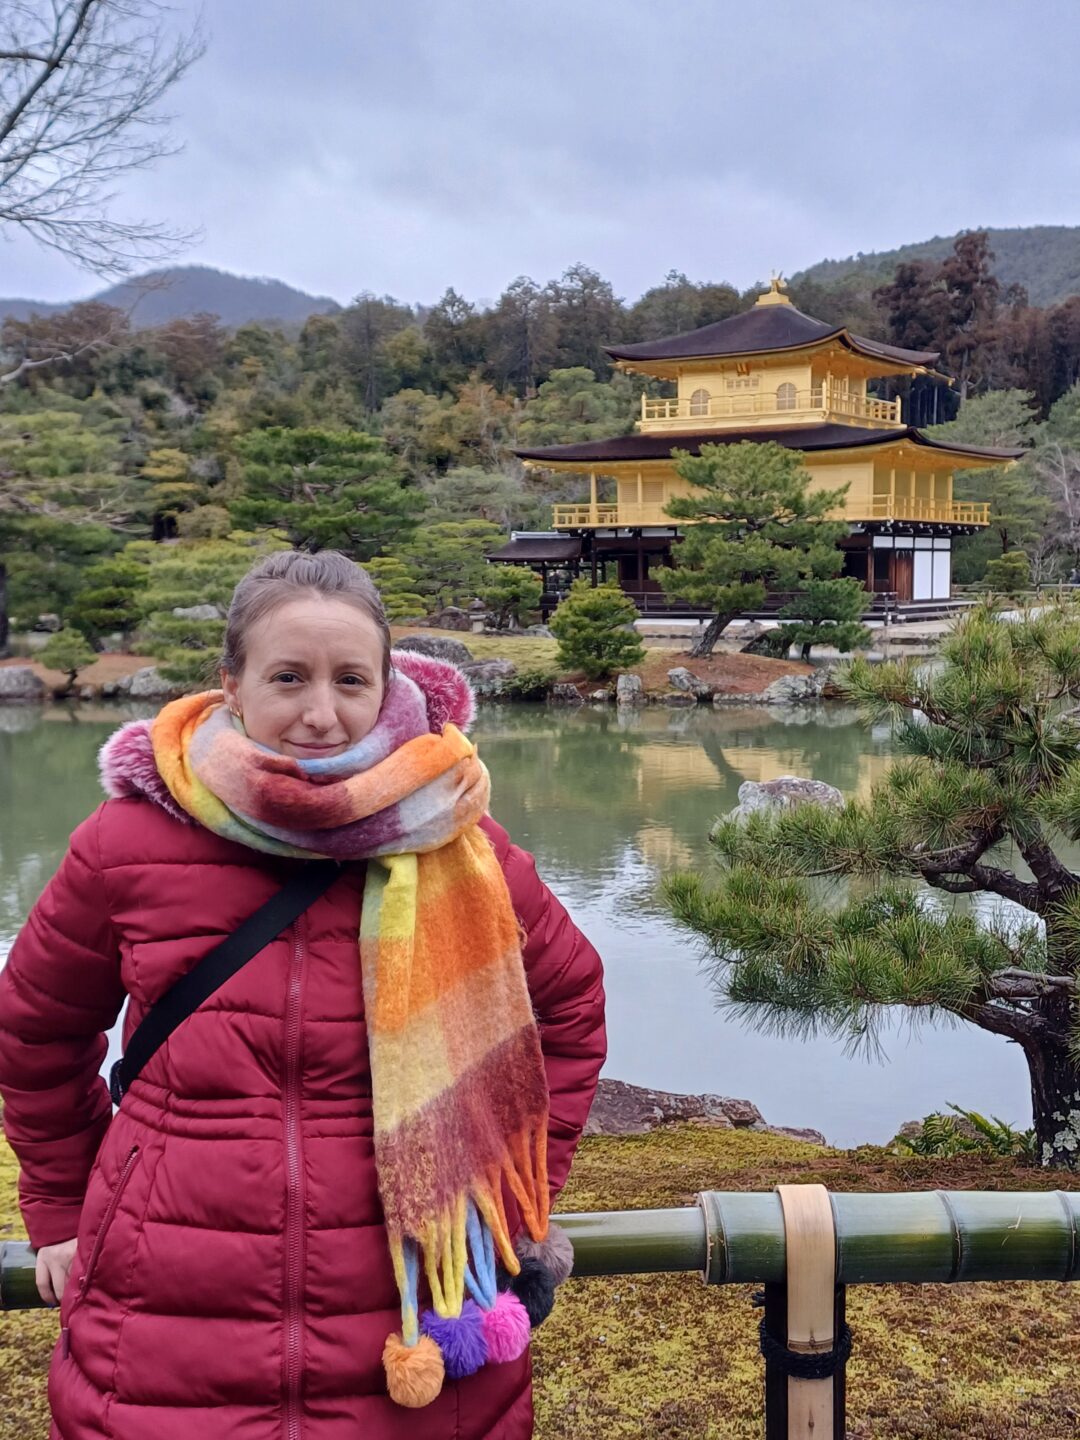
288, 740, 344, 753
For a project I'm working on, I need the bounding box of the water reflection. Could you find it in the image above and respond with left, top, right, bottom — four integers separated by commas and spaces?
0, 700, 1030, 1146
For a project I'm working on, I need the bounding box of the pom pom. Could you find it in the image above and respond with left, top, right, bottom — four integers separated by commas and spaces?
420, 1300, 488, 1380
383, 1332, 445, 1408
481, 1290, 531, 1363
514, 1223, 574, 1286
510, 1256, 556, 1329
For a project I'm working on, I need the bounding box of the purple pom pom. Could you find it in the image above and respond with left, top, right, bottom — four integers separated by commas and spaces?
481, 1291, 531, 1363
420, 1300, 488, 1379
510, 1257, 556, 1328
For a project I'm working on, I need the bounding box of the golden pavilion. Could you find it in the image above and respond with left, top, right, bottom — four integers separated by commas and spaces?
505, 278, 1020, 612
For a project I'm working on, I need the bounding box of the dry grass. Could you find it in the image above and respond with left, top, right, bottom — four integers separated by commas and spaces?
5, 1126, 1080, 1437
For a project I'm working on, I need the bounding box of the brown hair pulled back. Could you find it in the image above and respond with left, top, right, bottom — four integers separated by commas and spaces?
220, 550, 391, 685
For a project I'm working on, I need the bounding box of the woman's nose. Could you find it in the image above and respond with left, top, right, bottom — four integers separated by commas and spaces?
302, 686, 339, 732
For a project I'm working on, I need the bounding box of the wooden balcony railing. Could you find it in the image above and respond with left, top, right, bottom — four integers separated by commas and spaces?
640, 385, 903, 430
552, 499, 991, 529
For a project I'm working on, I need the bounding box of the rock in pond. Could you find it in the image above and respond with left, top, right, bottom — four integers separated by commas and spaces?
616, 673, 644, 707
0, 666, 46, 703
726, 775, 844, 823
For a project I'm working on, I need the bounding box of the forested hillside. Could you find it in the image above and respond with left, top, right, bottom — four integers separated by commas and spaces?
4, 233, 1080, 668
795, 225, 1080, 309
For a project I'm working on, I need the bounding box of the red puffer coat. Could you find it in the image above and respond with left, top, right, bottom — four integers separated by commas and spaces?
0, 753, 605, 1438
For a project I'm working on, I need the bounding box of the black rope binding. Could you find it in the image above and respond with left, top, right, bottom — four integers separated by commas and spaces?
757, 1318, 853, 1380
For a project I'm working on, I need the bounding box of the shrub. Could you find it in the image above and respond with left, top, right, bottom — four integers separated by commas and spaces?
549, 579, 645, 681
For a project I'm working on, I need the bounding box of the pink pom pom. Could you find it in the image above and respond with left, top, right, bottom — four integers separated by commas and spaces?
480, 1290, 531, 1364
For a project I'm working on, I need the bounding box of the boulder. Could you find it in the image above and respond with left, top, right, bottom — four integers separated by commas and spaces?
521, 625, 555, 639
584, 1080, 763, 1137
760, 669, 832, 705
433, 606, 471, 632
587, 689, 611, 704
32, 613, 62, 633
550, 683, 584, 706
459, 658, 516, 697
726, 775, 845, 824
126, 666, 182, 700
171, 603, 224, 621
661, 691, 696, 707
0, 666, 46, 703
667, 666, 711, 697
769, 1124, 829, 1146
615, 673, 644, 707
394, 635, 474, 666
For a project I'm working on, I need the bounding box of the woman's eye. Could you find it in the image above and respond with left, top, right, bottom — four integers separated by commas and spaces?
274, 673, 300, 684
340, 675, 366, 687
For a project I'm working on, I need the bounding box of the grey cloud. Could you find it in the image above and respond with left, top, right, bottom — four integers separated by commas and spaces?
3, 0, 1079, 306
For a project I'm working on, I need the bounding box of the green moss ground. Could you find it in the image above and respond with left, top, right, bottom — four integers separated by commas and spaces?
5, 1127, 1080, 1437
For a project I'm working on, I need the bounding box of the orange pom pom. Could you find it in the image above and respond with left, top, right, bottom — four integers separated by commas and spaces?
383, 1331, 445, 1408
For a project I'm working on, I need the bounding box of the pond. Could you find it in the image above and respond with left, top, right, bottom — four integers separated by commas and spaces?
0, 700, 1030, 1147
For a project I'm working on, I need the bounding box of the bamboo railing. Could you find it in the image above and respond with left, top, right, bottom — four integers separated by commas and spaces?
4, 1186, 1080, 1438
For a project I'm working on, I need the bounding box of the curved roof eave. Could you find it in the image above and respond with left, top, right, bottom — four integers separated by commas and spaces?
604, 324, 940, 370
514, 423, 1023, 466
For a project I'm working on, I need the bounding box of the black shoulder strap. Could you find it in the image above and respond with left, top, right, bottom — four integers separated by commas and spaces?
109, 860, 341, 1106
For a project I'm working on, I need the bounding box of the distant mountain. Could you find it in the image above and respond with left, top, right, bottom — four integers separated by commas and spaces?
794, 226, 1080, 309
0, 265, 341, 328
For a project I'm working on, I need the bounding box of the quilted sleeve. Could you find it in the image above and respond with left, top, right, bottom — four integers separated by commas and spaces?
489, 821, 606, 1201
0, 805, 126, 1248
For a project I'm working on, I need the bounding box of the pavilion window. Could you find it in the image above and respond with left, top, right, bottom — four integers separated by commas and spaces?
689, 387, 711, 416
776, 382, 797, 410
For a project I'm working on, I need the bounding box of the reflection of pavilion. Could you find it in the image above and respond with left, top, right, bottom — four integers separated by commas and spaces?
496, 278, 1021, 616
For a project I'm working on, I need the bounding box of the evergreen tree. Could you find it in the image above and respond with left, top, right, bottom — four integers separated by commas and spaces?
361, 556, 426, 620
140, 533, 283, 686
228, 427, 424, 557
660, 441, 850, 658
772, 577, 872, 661
549, 579, 645, 680
983, 549, 1031, 594
394, 520, 504, 609
38, 628, 97, 697
479, 566, 543, 630
71, 551, 151, 646
665, 602, 1080, 1167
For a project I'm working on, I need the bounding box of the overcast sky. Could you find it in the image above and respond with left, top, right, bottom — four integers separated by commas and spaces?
4, 0, 1079, 308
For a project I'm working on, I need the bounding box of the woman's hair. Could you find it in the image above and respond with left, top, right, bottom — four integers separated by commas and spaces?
220, 550, 392, 684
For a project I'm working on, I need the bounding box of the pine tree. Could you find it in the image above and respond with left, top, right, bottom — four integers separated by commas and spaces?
479, 566, 543, 630
664, 601, 1080, 1167
549, 579, 645, 680
659, 441, 851, 657
772, 577, 872, 661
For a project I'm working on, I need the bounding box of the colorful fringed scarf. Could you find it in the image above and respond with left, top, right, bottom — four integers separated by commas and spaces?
146, 671, 564, 1406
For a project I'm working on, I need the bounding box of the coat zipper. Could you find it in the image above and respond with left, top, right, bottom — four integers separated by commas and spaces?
283, 918, 306, 1440
68, 1144, 141, 1320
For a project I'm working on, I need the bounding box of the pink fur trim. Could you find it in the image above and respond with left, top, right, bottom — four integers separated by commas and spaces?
98, 719, 192, 824
98, 655, 475, 818
390, 651, 475, 734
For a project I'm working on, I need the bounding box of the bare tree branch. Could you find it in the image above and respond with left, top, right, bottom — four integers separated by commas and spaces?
0, 1, 205, 276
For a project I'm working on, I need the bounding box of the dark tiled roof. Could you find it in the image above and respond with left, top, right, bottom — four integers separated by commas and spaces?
485, 535, 583, 562
514, 424, 1023, 466
604, 304, 940, 367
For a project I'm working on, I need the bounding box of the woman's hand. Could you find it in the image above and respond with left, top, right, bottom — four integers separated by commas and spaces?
35, 1238, 78, 1308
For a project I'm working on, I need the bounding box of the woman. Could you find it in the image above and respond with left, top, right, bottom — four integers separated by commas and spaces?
0, 550, 606, 1440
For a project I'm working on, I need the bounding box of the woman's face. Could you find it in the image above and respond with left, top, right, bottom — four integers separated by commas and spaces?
221, 595, 386, 759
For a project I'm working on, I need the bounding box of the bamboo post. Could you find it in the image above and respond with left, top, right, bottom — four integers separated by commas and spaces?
774, 1184, 842, 1438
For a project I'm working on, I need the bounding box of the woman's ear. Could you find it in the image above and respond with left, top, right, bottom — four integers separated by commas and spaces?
220, 668, 238, 711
